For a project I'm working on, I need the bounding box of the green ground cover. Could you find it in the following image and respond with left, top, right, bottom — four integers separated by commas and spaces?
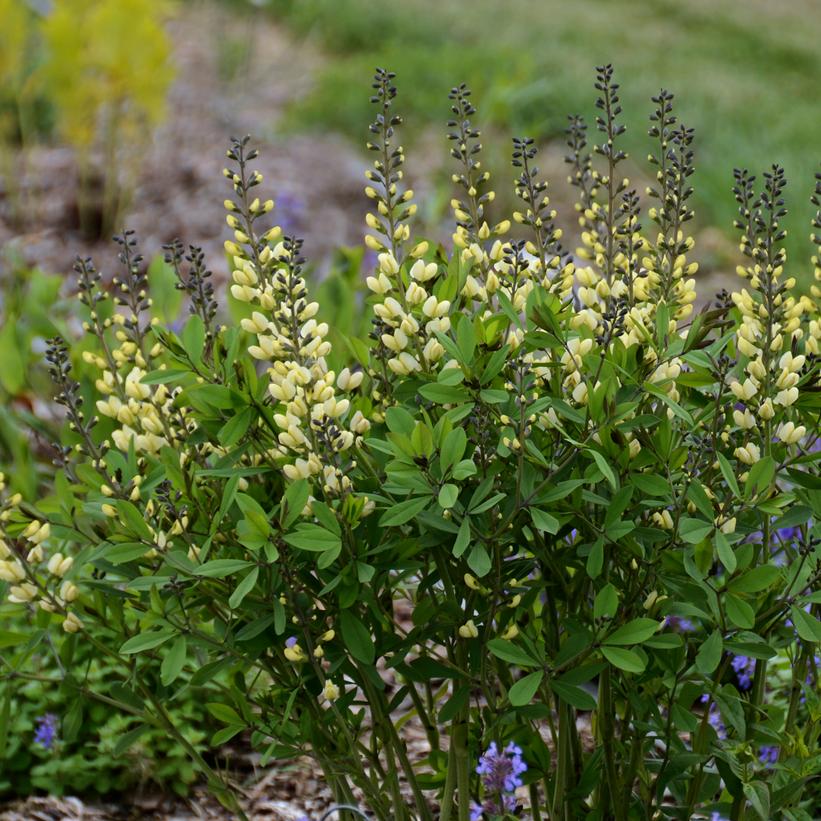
269, 0, 821, 278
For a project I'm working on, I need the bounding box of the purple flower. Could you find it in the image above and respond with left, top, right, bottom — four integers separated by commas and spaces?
33, 713, 59, 749
759, 745, 779, 766
664, 615, 696, 632
775, 525, 799, 543
275, 191, 307, 236
700, 695, 726, 740
361, 249, 378, 274
477, 741, 527, 792
731, 655, 755, 690
285, 636, 298, 648
473, 742, 527, 817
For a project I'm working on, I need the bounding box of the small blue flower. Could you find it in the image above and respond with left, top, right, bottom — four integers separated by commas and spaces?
731, 655, 755, 690
275, 191, 307, 235
473, 741, 527, 817
33, 713, 59, 749
699, 696, 726, 740
759, 745, 779, 766
286, 636, 298, 648
664, 615, 696, 632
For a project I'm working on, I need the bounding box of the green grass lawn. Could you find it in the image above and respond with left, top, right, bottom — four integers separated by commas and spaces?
268, 0, 820, 280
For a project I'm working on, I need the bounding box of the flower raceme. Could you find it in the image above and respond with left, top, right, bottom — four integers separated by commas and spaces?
0, 67, 819, 821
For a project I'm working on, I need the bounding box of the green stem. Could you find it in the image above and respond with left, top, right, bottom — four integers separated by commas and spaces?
597, 667, 625, 821
440, 740, 458, 821
551, 700, 573, 820
453, 645, 471, 821
729, 791, 746, 821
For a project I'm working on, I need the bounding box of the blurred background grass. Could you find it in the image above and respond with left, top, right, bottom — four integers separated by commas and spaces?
266, 0, 821, 275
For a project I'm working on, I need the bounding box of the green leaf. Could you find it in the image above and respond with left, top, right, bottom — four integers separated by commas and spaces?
418, 383, 470, 404
715, 687, 745, 737
211, 725, 244, 746
725, 593, 755, 629
452, 459, 477, 480
310, 500, 341, 535
438, 484, 459, 509
160, 636, 187, 686
603, 618, 660, 646
603, 486, 633, 529
282, 525, 341, 552
715, 532, 737, 574
218, 407, 254, 447
140, 368, 190, 385
486, 639, 539, 668
385, 406, 415, 434
0, 321, 25, 394
717, 452, 742, 499
479, 388, 508, 404
120, 629, 175, 654
695, 630, 723, 676
229, 567, 259, 609
530, 508, 560, 535
340, 611, 375, 664
743, 781, 771, 821
440, 427, 467, 473
114, 500, 154, 541
181, 315, 206, 366
206, 702, 244, 725
645, 633, 683, 649
745, 456, 775, 499
590, 450, 618, 490
411, 421, 434, 457
586, 538, 604, 579
438, 685, 470, 723
455, 314, 477, 361
601, 646, 645, 673
728, 565, 779, 594
105, 542, 152, 564
379, 496, 431, 526
509, 671, 544, 707
631, 474, 670, 497
594, 584, 619, 621
237, 503, 270, 551
470, 492, 506, 515
679, 517, 713, 544
686, 481, 715, 521
195, 559, 255, 577
438, 365, 466, 386
0, 631, 28, 650
148, 255, 184, 323
550, 680, 597, 711
282, 480, 310, 529
453, 517, 470, 558
467, 544, 491, 577
112, 724, 150, 757
789, 607, 821, 643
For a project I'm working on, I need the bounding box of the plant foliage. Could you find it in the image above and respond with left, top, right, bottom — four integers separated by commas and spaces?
1, 67, 820, 820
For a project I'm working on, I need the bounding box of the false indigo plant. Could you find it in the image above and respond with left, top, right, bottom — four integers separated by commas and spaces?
0, 66, 820, 820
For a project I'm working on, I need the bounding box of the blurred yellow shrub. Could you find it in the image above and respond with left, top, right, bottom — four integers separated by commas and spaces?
0, 0, 31, 94
39, 0, 175, 150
